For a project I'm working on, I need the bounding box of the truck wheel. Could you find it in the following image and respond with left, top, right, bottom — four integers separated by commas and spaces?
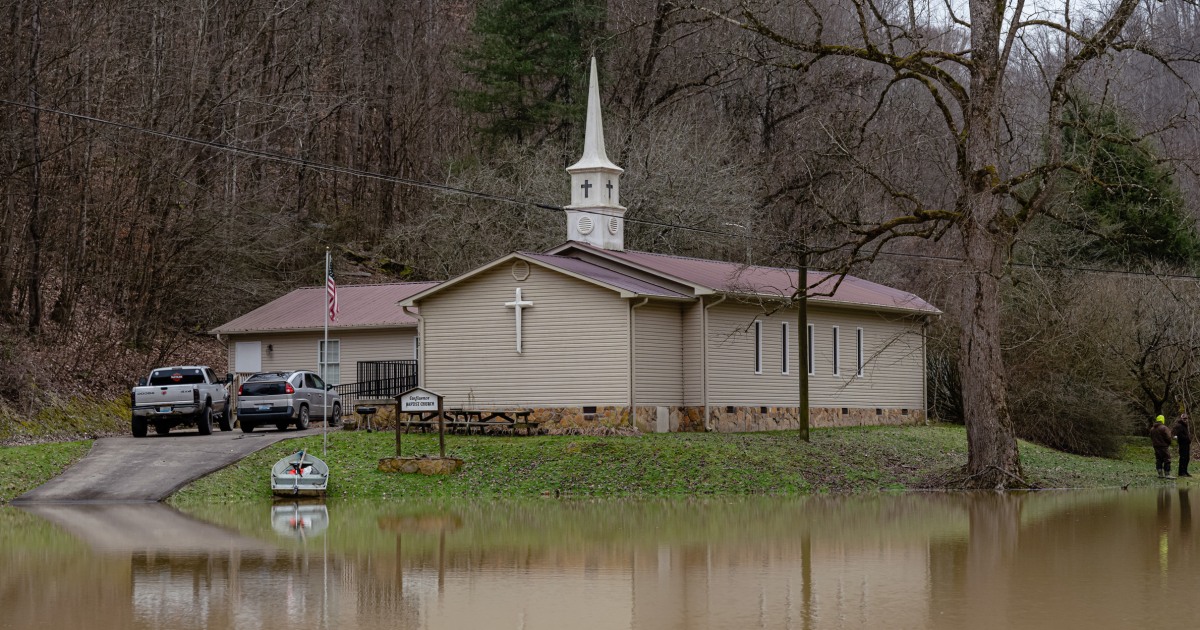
197, 406, 213, 435
218, 398, 233, 432
294, 405, 310, 431
241, 420, 256, 433
155, 421, 171, 436
132, 415, 148, 438
330, 403, 342, 427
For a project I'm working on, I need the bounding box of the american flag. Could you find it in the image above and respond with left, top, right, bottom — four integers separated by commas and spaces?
327, 270, 339, 322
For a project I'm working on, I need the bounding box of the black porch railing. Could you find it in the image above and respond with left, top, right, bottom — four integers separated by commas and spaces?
357, 359, 419, 394
335, 360, 418, 408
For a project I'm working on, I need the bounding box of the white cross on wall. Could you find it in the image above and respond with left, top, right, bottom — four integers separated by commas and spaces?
505, 287, 534, 353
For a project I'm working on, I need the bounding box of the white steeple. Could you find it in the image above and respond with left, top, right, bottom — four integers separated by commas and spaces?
565, 57, 626, 251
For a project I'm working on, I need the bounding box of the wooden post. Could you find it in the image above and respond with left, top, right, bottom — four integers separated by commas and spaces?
400, 405, 410, 453
437, 396, 446, 458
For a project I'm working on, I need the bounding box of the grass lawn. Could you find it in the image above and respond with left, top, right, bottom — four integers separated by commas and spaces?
0, 424, 1171, 506
0, 441, 92, 503
168, 424, 1165, 506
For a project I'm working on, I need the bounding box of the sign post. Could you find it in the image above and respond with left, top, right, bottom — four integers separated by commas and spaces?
398, 387, 444, 458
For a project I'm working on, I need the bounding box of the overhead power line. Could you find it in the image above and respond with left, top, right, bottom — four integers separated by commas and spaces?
0, 99, 735, 239
5, 99, 1200, 283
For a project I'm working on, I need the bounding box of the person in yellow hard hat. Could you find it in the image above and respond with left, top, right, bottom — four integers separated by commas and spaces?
1151, 415, 1175, 479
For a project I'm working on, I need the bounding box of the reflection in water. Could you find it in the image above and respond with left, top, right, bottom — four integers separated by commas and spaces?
4, 490, 1200, 629
271, 503, 330, 540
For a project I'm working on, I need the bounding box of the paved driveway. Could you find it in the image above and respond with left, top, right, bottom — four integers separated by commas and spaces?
14, 426, 325, 503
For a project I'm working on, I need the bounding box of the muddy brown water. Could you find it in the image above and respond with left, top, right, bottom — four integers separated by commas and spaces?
1, 489, 1195, 629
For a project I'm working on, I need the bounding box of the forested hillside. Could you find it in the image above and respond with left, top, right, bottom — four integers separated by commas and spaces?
4, 0, 1200, 461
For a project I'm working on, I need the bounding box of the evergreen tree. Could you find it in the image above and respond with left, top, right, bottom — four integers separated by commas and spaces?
1057, 96, 1200, 266
457, 0, 605, 142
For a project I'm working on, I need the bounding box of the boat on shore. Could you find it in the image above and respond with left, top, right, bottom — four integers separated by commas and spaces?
270, 449, 329, 498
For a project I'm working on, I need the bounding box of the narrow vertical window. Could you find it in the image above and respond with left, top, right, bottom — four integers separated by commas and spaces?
318, 339, 341, 385
856, 327, 864, 377
832, 326, 841, 376
754, 320, 763, 374
781, 322, 790, 375
807, 324, 815, 376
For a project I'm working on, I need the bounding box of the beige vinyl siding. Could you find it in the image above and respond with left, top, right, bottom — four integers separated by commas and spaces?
707, 302, 925, 408
225, 328, 417, 383
417, 263, 630, 408
634, 302, 684, 405
682, 301, 704, 405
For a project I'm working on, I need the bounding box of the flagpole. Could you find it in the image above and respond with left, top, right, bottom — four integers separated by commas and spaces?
323, 247, 329, 457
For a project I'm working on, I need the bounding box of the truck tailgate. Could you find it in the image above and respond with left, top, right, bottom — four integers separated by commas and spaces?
133, 385, 196, 408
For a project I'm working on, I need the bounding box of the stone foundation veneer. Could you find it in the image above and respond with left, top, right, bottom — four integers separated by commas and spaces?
529, 406, 631, 431
348, 405, 635, 432
355, 403, 922, 433
629, 405, 925, 433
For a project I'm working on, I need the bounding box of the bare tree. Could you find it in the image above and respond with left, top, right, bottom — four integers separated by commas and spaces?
701, 0, 1198, 487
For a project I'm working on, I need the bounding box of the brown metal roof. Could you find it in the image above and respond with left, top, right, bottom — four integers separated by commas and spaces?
520, 253, 691, 298
553, 243, 940, 315
210, 282, 440, 334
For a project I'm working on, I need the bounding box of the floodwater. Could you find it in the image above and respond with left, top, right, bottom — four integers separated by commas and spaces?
1, 489, 1197, 629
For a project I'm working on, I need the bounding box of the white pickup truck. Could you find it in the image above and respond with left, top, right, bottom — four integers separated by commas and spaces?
130, 366, 233, 437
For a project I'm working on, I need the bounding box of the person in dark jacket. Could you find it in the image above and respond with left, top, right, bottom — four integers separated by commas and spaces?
1175, 413, 1192, 478
1152, 415, 1175, 479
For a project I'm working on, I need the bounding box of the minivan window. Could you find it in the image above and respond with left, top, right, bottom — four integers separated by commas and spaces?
148, 369, 205, 386
307, 373, 326, 390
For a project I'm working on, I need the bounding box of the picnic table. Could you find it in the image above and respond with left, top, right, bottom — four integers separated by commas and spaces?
400, 409, 540, 436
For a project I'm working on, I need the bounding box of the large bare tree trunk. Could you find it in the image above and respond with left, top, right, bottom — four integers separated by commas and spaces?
958, 0, 1022, 486
959, 219, 1023, 484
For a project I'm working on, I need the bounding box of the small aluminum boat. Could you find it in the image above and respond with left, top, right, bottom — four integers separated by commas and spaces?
270, 449, 329, 497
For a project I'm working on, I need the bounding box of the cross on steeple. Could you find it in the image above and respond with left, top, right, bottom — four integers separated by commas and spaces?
581, 180, 592, 198
606, 180, 613, 199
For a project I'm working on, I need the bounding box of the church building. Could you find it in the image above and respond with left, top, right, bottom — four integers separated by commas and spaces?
399, 59, 940, 432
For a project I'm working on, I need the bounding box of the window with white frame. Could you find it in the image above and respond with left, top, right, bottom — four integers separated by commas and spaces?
754, 320, 763, 374
318, 339, 341, 385
807, 324, 815, 376
781, 322, 790, 375
832, 326, 841, 376
856, 327, 865, 377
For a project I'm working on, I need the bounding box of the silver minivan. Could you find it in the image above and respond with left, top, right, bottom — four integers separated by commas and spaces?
236, 371, 342, 432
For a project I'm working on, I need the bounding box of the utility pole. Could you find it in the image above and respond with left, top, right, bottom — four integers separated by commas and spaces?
797, 239, 810, 441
